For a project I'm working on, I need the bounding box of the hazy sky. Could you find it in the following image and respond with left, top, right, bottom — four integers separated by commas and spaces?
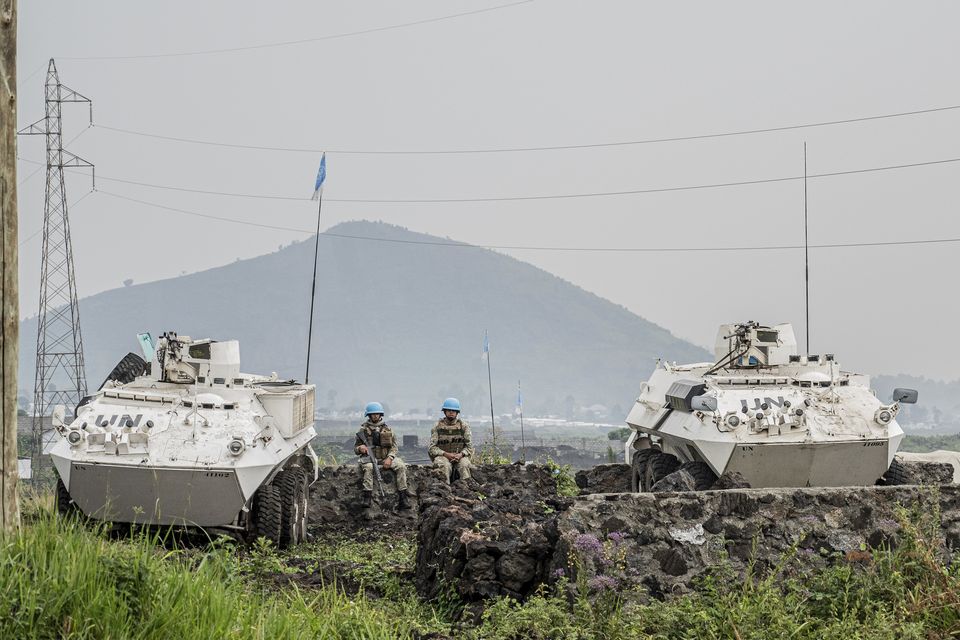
14, 1, 960, 380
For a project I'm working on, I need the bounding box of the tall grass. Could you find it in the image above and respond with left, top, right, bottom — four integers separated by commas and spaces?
5, 490, 960, 639
0, 508, 421, 639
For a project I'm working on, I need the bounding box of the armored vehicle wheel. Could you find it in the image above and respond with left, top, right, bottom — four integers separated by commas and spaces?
881, 458, 909, 486
98, 352, 148, 390
677, 461, 717, 490
277, 469, 309, 547
630, 449, 656, 492
643, 451, 680, 491
56, 478, 78, 517
252, 484, 282, 545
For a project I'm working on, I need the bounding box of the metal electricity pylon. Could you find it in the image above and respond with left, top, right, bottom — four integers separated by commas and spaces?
17, 59, 93, 482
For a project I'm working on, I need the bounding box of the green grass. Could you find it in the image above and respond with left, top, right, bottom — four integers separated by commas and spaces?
544, 458, 579, 497
901, 433, 960, 453
5, 491, 960, 639
1, 495, 443, 639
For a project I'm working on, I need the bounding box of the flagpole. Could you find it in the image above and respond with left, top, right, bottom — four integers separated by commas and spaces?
518, 379, 526, 463
485, 330, 496, 447
305, 189, 322, 384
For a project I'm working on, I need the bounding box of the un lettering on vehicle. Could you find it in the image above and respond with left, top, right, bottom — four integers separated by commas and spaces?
739, 397, 787, 411
95, 413, 144, 427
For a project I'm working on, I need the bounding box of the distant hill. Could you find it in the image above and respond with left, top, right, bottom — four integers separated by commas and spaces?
19, 221, 710, 418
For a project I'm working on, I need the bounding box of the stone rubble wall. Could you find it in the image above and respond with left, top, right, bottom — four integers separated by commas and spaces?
412, 461, 958, 603
307, 463, 432, 532
306, 459, 959, 604
556, 484, 960, 601
415, 464, 565, 600
575, 464, 632, 495
308, 461, 561, 535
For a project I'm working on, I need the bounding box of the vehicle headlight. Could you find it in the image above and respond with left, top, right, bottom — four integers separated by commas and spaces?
875, 408, 893, 425
227, 438, 245, 456
726, 414, 741, 428
67, 430, 83, 446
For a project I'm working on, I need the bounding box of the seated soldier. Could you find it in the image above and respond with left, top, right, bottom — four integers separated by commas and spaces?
355, 402, 411, 510
429, 397, 474, 484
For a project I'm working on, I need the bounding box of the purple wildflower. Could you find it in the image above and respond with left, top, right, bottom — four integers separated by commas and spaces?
607, 532, 626, 544
574, 534, 603, 556
552, 568, 566, 578
587, 575, 619, 591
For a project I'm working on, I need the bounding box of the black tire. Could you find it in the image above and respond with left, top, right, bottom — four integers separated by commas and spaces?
678, 461, 717, 490
631, 449, 656, 492
881, 458, 910, 486
252, 484, 282, 545
56, 478, 78, 517
98, 352, 147, 390
277, 469, 308, 547
644, 452, 680, 491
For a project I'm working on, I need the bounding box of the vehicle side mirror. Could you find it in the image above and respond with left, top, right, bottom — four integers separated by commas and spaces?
691, 396, 718, 412
892, 388, 918, 404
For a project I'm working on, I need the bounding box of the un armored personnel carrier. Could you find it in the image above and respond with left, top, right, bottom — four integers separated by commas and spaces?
625, 322, 917, 491
49, 332, 318, 547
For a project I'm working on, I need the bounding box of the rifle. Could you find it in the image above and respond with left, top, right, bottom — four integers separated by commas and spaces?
356, 430, 386, 498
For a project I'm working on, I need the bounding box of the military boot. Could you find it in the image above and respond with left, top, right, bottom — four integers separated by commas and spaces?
361, 490, 373, 508
397, 491, 411, 511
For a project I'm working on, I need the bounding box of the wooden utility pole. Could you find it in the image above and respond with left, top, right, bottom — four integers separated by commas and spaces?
0, 0, 20, 532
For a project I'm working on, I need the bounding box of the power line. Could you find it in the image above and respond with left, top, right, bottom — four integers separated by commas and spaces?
94, 103, 960, 155
53, 153, 960, 204
16, 125, 92, 187
19, 190, 95, 247
19, 61, 49, 85
99, 191, 315, 234
61, 1, 533, 61
17, 162, 45, 187
98, 189, 960, 253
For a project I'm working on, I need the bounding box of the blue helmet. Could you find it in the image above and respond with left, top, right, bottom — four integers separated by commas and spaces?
441, 397, 461, 412
364, 401, 384, 416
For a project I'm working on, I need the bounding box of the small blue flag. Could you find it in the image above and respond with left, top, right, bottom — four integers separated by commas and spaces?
481, 330, 489, 361
515, 381, 523, 413
311, 153, 327, 201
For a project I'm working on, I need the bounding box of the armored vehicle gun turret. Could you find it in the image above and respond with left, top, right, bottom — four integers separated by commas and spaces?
49, 331, 318, 546
625, 322, 917, 491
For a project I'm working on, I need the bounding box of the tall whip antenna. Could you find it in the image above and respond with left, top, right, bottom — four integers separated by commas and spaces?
517, 379, 526, 463
305, 153, 327, 384
482, 330, 497, 448
803, 142, 810, 355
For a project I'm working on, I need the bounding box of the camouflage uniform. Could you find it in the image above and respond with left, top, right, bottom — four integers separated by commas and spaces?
354, 420, 408, 492
429, 417, 474, 483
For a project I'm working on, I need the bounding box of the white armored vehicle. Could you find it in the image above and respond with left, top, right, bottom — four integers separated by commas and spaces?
49, 332, 318, 546
625, 322, 917, 491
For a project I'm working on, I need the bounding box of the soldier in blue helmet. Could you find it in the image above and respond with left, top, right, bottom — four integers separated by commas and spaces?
354, 401, 411, 509
429, 398, 474, 484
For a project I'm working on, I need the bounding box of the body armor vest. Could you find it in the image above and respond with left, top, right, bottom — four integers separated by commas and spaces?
363, 422, 394, 461
435, 420, 467, 454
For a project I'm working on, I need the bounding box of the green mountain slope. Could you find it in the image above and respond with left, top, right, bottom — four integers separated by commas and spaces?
19, 221, 710, 417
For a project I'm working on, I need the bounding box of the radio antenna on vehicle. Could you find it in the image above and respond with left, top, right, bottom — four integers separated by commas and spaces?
803, 142, 810, 356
